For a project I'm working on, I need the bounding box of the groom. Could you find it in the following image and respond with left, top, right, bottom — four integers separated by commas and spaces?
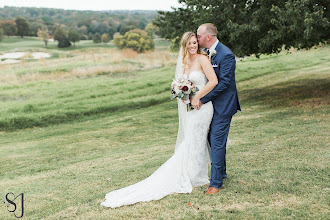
192, 23, 241, 195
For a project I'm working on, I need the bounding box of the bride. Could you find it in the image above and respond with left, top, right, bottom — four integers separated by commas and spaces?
101, 32, 218, 208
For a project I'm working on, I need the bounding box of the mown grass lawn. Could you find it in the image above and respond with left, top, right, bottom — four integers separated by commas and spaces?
0, 36, 115, 52
0, 41, 329, 219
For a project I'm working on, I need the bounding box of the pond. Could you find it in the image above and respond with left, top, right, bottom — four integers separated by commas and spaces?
0, 52, 52, 64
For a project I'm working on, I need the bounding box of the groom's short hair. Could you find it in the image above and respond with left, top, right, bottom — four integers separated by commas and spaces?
201, 23, 217, 36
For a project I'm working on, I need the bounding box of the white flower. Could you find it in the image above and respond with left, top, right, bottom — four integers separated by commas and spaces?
211, 50, 217, 57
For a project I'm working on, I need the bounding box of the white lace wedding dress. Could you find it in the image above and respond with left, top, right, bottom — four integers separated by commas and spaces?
101, 71, 213, 208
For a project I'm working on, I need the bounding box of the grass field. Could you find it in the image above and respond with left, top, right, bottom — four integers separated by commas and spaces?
0, 36, 115, 52
0, 38, 329, 219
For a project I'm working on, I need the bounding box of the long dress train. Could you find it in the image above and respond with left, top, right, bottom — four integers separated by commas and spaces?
101, 71, 213, 208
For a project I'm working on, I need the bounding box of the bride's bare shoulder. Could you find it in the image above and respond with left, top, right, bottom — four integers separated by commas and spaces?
198, 54, 210, 64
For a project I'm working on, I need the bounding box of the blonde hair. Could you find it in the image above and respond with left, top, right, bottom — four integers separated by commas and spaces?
180, 32, 204, 68
200, 23, 217, 36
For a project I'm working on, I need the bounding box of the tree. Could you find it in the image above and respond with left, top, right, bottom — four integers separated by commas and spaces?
120, 25, 137, 35
29, 18, 45, 36
54, 26, 71, 48
15, 17, 30, 38
68, 29, 80, 46
88, 32, 94, 40
101, 33, 109, 44
93, 32, 101, 43
154, 0, 330, 57
37, 25, 50, 48
113, 29, 154, 53
1, 20, 17, 37
145, 23, 159, 39
108, 27, 116, 40
78, 25, 88, 35
0, 28, 3, 42
80, 35, 88, 40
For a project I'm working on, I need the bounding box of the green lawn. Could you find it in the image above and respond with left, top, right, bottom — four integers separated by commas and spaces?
0, 36, 168, 52
0, 41, 329, 219
0, 36, 115, 52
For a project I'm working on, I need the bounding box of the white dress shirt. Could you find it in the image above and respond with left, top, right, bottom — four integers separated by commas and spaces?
208, 39, 219, 59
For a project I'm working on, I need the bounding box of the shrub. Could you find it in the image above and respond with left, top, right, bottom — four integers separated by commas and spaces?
80, 34, 88, 40
101, 33, 109, 44
93, 33, 101, 43
113, 29, 154, 53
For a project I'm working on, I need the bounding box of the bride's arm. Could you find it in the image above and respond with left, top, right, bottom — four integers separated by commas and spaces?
193, 55, 218, 100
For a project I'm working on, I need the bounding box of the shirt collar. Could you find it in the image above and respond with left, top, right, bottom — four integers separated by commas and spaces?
208, 40, 219, 58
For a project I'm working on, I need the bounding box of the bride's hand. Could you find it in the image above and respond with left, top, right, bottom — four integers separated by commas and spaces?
191, 97, 202, 110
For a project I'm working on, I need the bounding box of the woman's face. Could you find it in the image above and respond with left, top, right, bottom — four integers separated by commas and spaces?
188, 36, 198, 55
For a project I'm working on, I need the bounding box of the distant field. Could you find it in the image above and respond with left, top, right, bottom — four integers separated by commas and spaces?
0, 36, 168, 52
0, 38, 329, 219
0, 36, 115, 51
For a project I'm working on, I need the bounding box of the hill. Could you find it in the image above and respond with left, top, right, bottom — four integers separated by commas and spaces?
0, 38, 329, 218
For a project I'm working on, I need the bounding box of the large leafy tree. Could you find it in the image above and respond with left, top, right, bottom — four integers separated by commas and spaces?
1, 20, 17, 37
154, 0, 329, 57
54, 26, 71, 48
15, 17, 30, 38
113, 29, 154, 53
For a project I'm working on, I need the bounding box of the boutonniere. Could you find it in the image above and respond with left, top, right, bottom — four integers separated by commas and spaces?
211, 50, 217, 57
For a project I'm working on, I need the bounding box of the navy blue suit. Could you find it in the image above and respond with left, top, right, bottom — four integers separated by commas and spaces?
200, 41, 241, 188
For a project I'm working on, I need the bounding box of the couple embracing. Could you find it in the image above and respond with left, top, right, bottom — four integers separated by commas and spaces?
101, 23, 241, 208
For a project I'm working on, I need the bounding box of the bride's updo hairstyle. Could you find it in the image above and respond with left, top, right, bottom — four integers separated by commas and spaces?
180, 32, 204, 68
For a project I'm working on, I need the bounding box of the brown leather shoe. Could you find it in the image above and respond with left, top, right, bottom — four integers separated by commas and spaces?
205, 186, 219, 195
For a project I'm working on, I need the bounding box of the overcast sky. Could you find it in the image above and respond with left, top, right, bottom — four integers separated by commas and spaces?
0, 0, 182, 11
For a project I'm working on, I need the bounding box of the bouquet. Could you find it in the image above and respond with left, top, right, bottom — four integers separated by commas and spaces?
171, 75, 199, 111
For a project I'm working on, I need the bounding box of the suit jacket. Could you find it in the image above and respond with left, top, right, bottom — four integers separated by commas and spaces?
200, 41, 241, 120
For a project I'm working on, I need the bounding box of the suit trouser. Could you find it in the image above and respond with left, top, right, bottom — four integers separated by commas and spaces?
209, 116, 232, 188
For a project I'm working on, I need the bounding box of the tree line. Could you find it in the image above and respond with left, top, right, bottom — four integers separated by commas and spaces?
0, 17, 157, 51
0, 7, 158, 51
0, 6, 156, 37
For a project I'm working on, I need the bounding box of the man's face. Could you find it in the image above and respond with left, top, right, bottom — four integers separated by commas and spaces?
197, 27, 207, 48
